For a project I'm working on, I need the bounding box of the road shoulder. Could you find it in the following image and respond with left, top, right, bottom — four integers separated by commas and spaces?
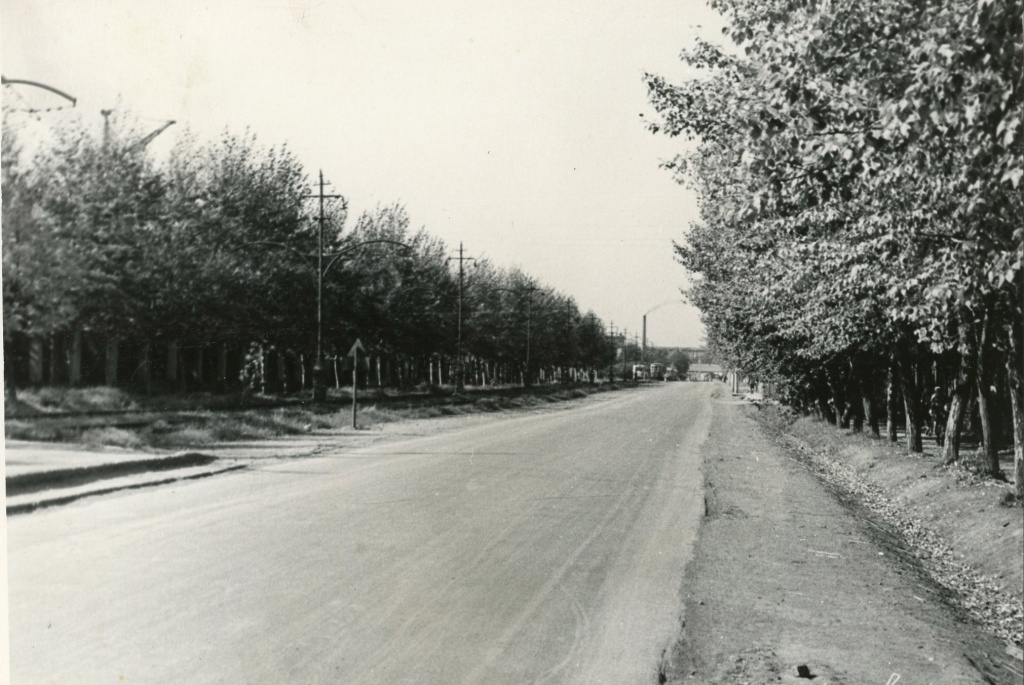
661, 395, 1020, 685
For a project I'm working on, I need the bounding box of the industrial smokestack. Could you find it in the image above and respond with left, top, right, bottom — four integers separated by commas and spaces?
642, 315, 647, 362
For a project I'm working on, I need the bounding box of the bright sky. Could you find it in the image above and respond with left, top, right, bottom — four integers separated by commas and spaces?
1, 0, 727, 347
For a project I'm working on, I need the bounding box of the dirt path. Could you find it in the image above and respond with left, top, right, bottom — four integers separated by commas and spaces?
661, 393, 1021, 685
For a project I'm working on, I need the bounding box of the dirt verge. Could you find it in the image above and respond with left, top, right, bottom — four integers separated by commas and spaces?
660, 394, 1023, 685
757, 405, 1023, 649
4, 381, 642, 450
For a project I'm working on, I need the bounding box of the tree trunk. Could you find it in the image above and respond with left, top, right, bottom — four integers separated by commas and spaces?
195, 346, 205, 392
29, 337, 44, 385
886, 355, 900, 442
49, 334, 65, 384
975, 315, 999, 476
826, 364, 849, 429
941, 329, 977, 465
814, 374, 836, 424
858, 357, 880, 437
105, 338, 119, 387
847, 360, 865, 433
1004, 320, 1024, 501
1010, 381, 1024, 501
167, 340, 179, 384
218, 344, 228, 392
3, 337, 18, 403
276, 350, 287, 393
896, 339, 923, 453
69, 328, 83, 386
259, 346, 267, 394
142, 339, 153, 396
178, 348, 188, 393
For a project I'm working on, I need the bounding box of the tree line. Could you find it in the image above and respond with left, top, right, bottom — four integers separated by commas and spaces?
645, 0, 1023, 496
2, 110, 618, 397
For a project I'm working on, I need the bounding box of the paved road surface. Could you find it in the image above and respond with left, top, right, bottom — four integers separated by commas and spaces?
7, 383, 713, 684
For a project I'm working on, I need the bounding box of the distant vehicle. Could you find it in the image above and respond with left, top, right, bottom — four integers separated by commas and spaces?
632, 363, 668, 381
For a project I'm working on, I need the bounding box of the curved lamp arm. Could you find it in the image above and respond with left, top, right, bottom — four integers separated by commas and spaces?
1, 76, 77, 105
322, 239, 411, 277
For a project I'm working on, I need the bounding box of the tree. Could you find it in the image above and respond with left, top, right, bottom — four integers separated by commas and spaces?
646, 0, 1022, 493
666, 349, 691, 376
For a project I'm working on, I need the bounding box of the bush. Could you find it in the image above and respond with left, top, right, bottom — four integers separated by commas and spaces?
80, 427, 144, 449
149, 426, 214, 448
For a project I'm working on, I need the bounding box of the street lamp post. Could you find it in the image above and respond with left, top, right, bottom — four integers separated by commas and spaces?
608, 322, 616, 383
313, 172, 330, 401
492, 285, 537, 387
524, 286, 536, 386
251, 173, 409, 402
447, 243, 475, 391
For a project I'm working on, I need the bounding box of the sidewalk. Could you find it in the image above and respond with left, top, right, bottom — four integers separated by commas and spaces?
4, 428, 393, 516
660, 395, 1022, 685
4, 441, 245, 515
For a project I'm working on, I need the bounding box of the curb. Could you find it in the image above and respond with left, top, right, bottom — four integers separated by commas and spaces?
6, 451, 218, 496
6, 463, 247, 516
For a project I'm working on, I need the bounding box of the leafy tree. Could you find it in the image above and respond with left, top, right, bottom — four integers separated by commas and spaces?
665, 349, 691, 376
161, 129, 312, 347
647, 0, 1023, 493
344, 203, 457, 383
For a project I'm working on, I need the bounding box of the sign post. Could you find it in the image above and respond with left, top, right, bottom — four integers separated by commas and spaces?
348, 339, 365, 428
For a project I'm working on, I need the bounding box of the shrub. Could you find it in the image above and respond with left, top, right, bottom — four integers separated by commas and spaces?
150, 426, 214, 448
80, 427, 145, 449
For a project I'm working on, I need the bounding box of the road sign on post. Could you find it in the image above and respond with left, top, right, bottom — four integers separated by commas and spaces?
348, 339, 365, 428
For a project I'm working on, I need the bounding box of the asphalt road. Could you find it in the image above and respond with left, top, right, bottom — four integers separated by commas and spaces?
7, 383, 713, 685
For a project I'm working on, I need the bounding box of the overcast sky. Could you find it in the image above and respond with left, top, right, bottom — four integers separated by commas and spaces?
1, 0, 727, 347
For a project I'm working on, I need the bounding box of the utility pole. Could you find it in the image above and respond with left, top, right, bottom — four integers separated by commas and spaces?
524, 285, 537, 387
309, 170, 344, 402
564, 300, 572, 383
586, 312, 597, 383
447, 243, 475, 391
100, 109, 113, 148
608, 322, 617, 383
251, 174, 407, 403
96, 106, 174, 389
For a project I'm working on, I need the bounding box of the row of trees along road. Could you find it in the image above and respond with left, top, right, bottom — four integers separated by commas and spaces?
645, 0, 1023, 497
2, 110, 618, 398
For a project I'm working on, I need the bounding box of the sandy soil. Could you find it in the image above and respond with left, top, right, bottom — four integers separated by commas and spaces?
660, 392, 1023, 685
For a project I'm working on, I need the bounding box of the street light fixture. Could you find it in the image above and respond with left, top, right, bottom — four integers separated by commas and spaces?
1, 76, 77, 107
250, 185, 410, 402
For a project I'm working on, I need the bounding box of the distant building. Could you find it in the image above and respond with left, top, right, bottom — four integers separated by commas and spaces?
687, 363, 723, 382
678, 348, 713, 365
